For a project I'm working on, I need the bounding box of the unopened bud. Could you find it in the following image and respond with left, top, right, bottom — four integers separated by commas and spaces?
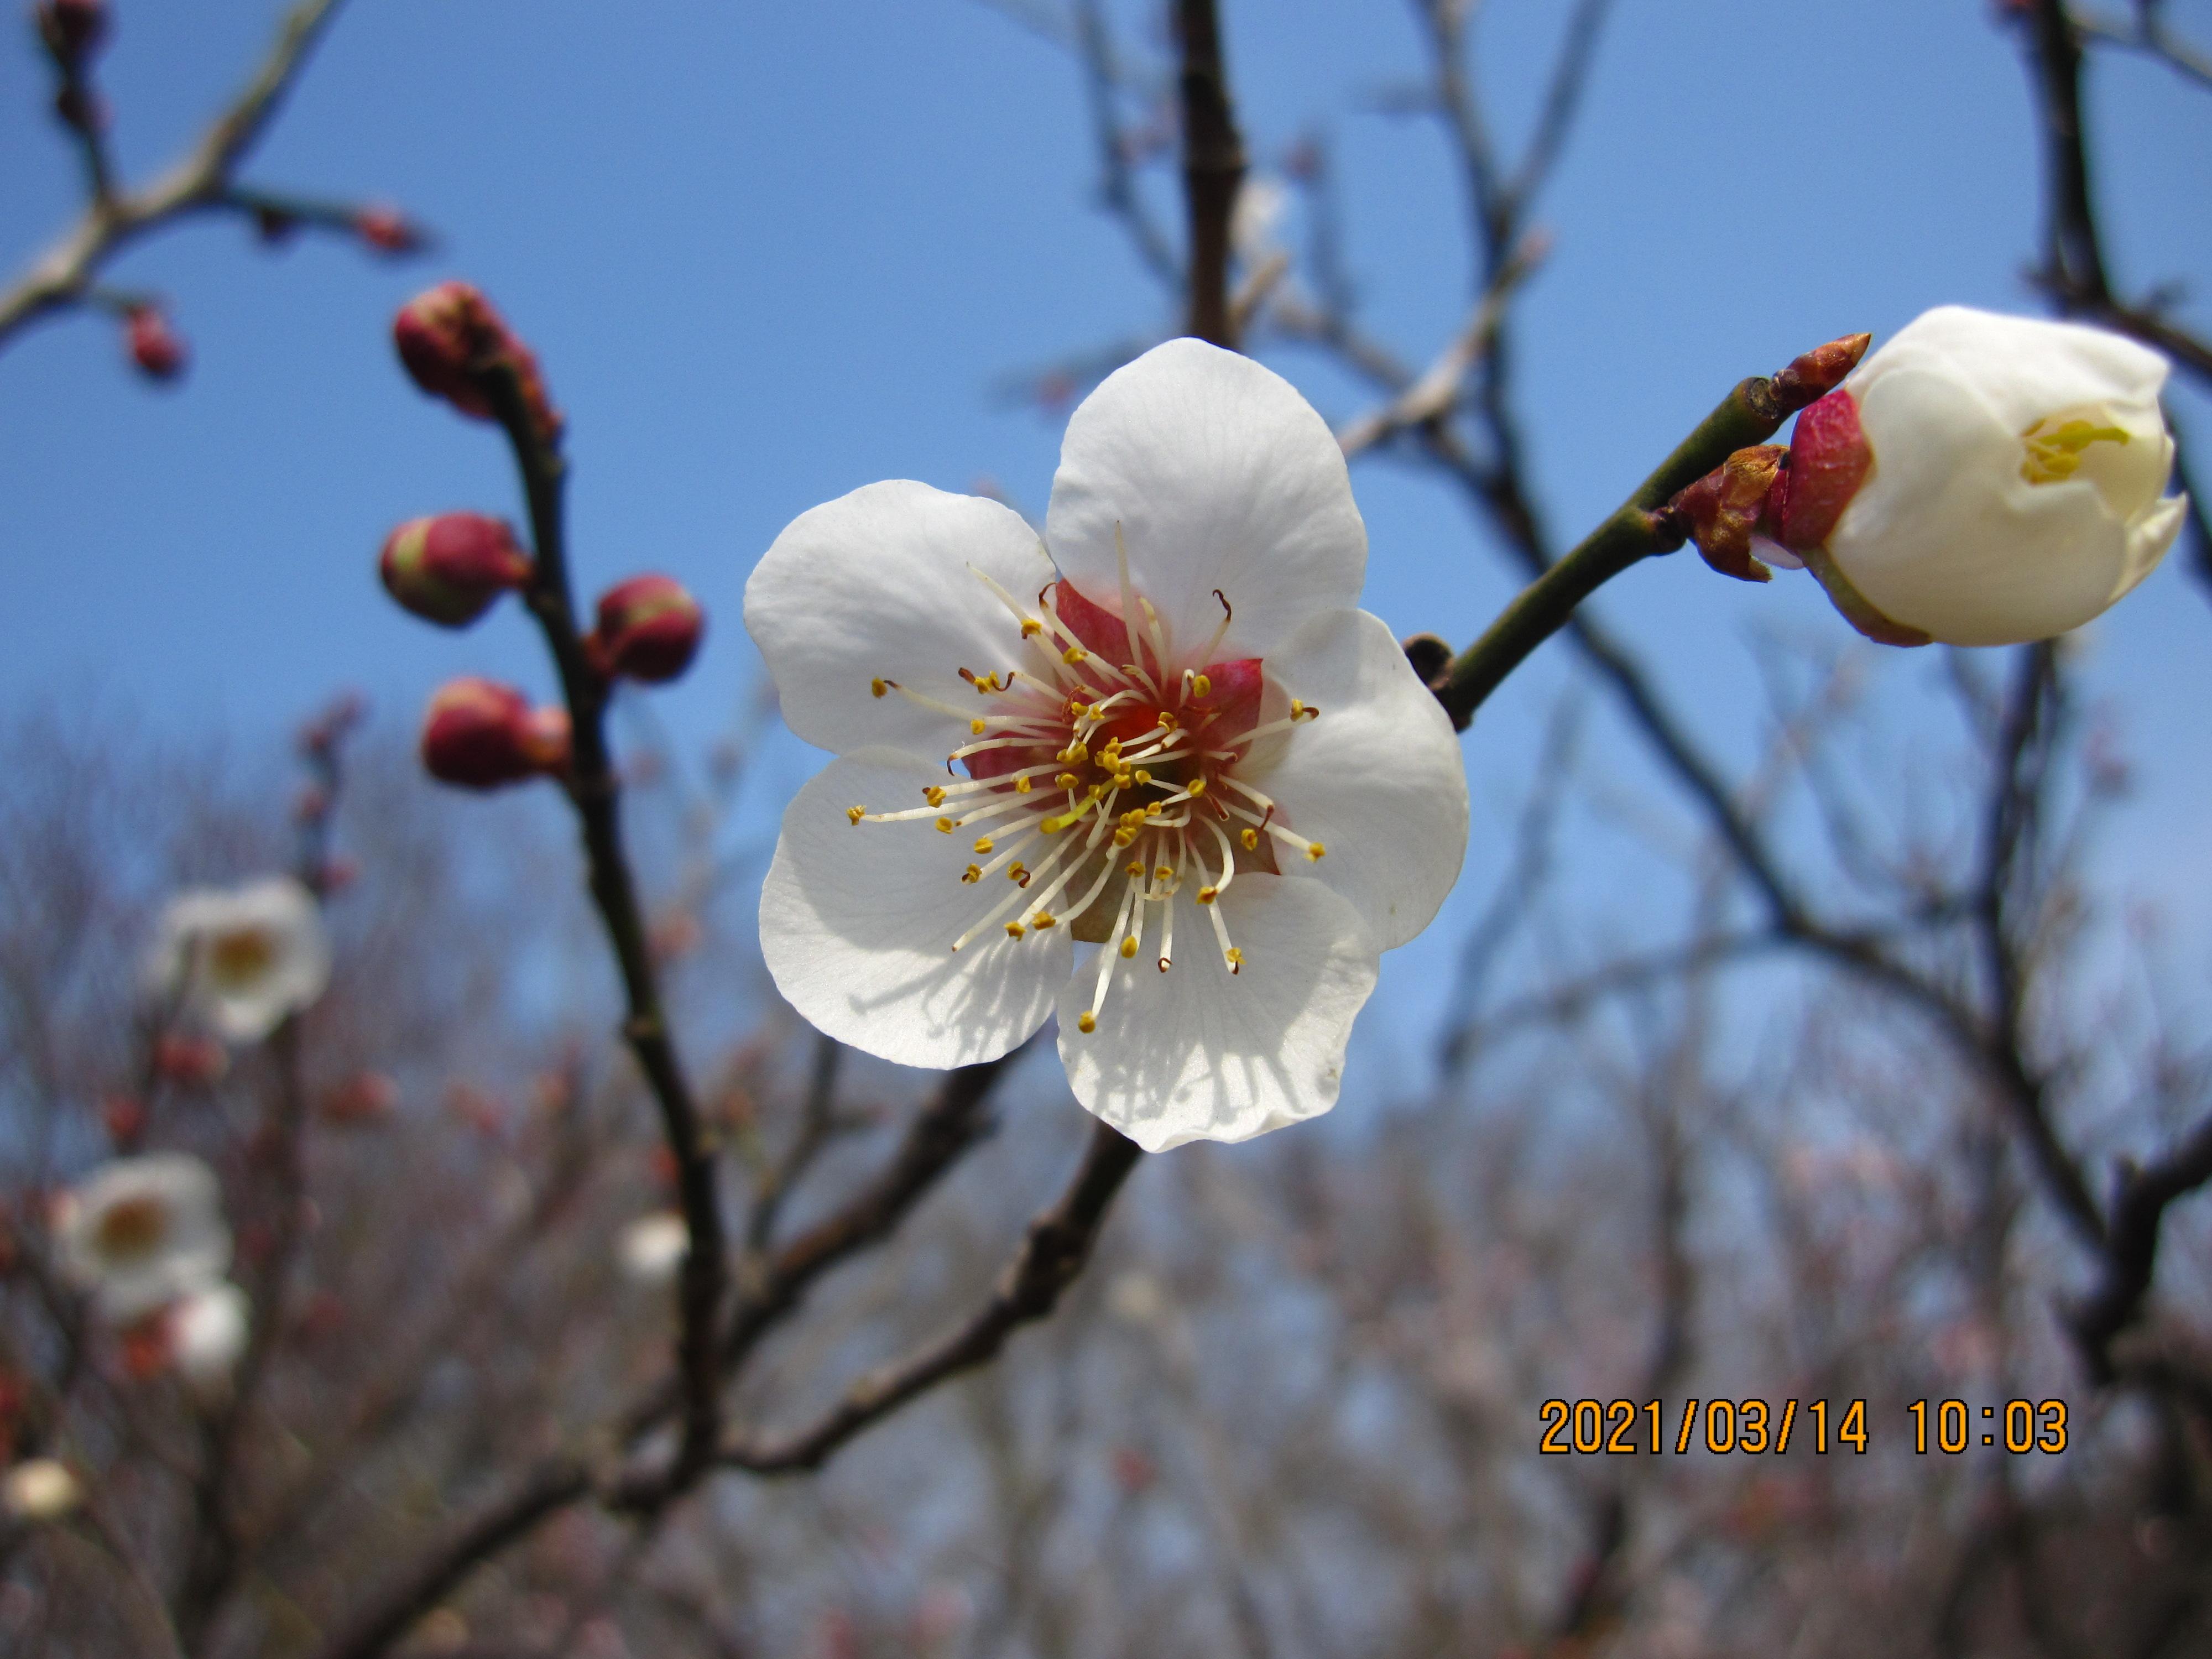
154, 1032, 228, 1087
586, 575, 705, 684
379, 513, 533, 627
1667, 444, 1787, 583
51, 80, 103, 132
123, 305, 186, 383
1399, 632, 1453, 688
353, 205, 422, 255
420, 677, 564, 789
1770, 331, 1872, 417
101, 1094, 145, 1148
2, 1459, 81, 1522
35, 0, 107, 60
322, 1071, 397, 1126
392, 281, 560, 440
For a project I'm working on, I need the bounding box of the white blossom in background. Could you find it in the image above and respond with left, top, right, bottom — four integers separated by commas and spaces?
2, 1459, 82, 1522
148, 875, 330, 1043
170, 1281, 251, 1396
54, 1154, 232, 1322
1769, 305, 2185, 646
617, 1212, 689, 1286
746, 339, 1469, 1150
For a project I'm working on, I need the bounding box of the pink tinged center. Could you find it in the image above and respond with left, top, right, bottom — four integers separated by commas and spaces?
1771, 388, 1873, 552
848, 552, 1328, 1035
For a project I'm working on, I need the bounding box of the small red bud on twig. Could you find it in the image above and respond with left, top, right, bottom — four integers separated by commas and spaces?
101, 1095, 145, 1149
123, 305, 186, 383
35, 0, 107, 61
586, 575, 705, 684
379, 513, 534, 627
420, 677, 567, 789
322, 1072, 397, 1127
50, 80, 105, 132
1666, 444, 1788, 583
1770, 332, 1872, 418
153, 1032, 227, 1087
393, 281, 560, 441
353, 205, 422, 255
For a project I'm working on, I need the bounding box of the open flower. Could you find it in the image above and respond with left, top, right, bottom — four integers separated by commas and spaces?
746, 340, 1468, 1150
53, 1154, 231, 1322
148, 876, 330, 1044
1767, 305, 2185, 646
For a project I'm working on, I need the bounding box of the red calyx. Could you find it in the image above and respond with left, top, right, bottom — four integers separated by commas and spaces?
123, 306, 186, 382
353, 206, 421, 255
379, 512, 534, 628
392, 281, 561, 440
420, 677, 566, 789
586, 575, 705, 684
1771, 389, 1873, 552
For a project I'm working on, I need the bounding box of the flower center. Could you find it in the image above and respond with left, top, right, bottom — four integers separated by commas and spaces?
93, 1195, 171, 1265
205, 925, 278, 992
845, 542, 1326, 1036
2021, 408, 2131, 486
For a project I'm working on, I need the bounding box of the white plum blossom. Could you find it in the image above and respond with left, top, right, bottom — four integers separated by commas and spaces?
148, 875, 331, 1044
2, 1459, 82, 1522
169, 1281, 251, 1395
617, 1211, 689, 1286
1769, 305, 2186, 646
746, 339, 1469, 1150
54, 1153, 232, 1322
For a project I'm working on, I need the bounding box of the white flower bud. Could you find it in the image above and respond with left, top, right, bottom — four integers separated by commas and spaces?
170, 1281, 251, 1396
617, 1212, 688, 1286
2, 1459, 82, 1522
1780, 306, 2187, 647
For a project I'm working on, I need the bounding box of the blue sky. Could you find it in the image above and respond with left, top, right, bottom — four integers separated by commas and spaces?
4, 0, 2210, 1089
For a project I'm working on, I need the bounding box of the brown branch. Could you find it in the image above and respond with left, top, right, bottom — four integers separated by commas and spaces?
0, 0, 358, 351
474, 363, 728, 1481
1174, 0, 1245, 348
714, 1121, 1141, 1477
2072, 1111, 2212, 1379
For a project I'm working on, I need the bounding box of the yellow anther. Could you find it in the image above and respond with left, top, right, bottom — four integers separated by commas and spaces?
1225, 947, 1244, 973
970, 718, 987, 736
1197, 885, 1218, 905
1125, 860, 1144, 877
1192, 672, 1212, 697
961, 864, 982, 884
1065, 743, 1089, 765
1307, 842, 1326, 862
973, 836, 995, 854
1144, 804, 1162, 819
847, 805, 867, 826
1005, 921, 1026, 938
1077, 1011, 1097, 1033
1114, 771, 1134, 790
1120, 936, 1139, 959
1009, 862, 1029, 884
1031, 911, 1057, 929
1156, 712, 1178, 729
1186, 778, 1207, 797
924, 785, 946, 806
1062, 646, 1087, 664
1240, 827, 1259, 851
870, 678, 888, 698
1134, 769, 1152, 785
1015, 775, 1032, 793
1088, 783, 1106, 801
2022, 415, 2132, 484
1113, 827, 1136, 847
1291, 700, 1318, 721
1057, 772, 1079, 789
1154, 864, 1172, 881
1021, 618, 1043, 638
936, 817, 955, 833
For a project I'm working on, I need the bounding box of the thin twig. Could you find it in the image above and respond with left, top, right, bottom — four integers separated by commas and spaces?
1175, 0, 1245, 348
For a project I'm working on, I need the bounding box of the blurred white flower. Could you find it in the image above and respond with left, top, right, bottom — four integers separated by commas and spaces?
148, 875, 330, 1043
1772, 305, 2186, 646
1, 1459, 81, 1522
170, 1281, 251, 1394
1230, 173, 1290, 265
617, 1212, 688, 1286
747, 339, 1468, 1150
54, 1153, 231, 1322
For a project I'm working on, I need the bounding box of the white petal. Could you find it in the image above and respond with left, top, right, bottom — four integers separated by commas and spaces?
171, 1282, 251, 1388
1834, 366, 2133, 645
149, 877, 330, 1043
761, 749, 1068, 1069
55, 1153, 233, 1322
2114, 492, 2187, 604
1854, 305, 2171, 432
1057, 878, 1379, 1151
745, 481, 1058, 758
1044, 340, 1365, 660
1246, 608, 1469, 950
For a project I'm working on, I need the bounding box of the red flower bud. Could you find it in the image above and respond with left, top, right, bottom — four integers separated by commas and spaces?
123, 306, 186, 383
420, 677, 565, 789
587, 575, 705, 684
392, 281, 560, 440
1768, 388, 1873, 552
153, 1032, 227, 1087
322, 1071, 398, 1126
101, 1095, 145, 1149
36, 0, 107, 60
51, 81, 105, 133
379, 513, 533, 628
353, 206, 422, 255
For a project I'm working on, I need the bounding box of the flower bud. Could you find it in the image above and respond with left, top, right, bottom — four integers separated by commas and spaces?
353, 205, 422, 255
586, 575, 705, 684
379, 513, 533, 627
392, 281, 560, 441
1670, 444, 1786, 583
35, 0, 107, 61
1766, 306, 2187, 647
420, 677, 566, 789
124, 305, 185, 382
2, 1458, 81, 1522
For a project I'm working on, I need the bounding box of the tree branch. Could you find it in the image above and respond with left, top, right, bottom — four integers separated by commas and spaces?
1174, 0, 1245, 348
2072, 1110, 2212, 1379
